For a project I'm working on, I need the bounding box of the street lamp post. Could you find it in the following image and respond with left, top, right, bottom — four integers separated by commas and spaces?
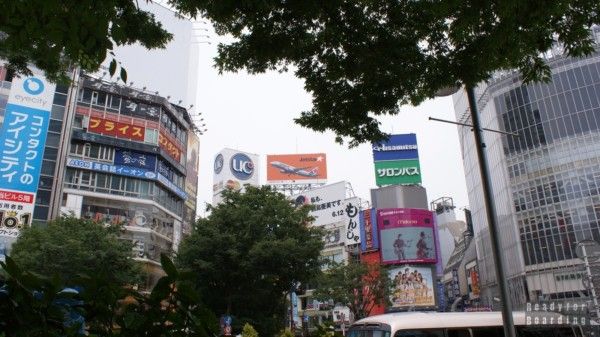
465, 86, 516, 337
436, 85, 516, 337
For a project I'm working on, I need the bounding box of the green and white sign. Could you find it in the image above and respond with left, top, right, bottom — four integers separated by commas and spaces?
374, 159, 421, 186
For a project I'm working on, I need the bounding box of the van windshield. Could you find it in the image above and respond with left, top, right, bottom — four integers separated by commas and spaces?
347, 329, 391, 337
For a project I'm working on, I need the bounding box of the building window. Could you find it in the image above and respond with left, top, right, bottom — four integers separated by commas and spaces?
79, 88, 92, 103
145, 128, 158, 145
109, 95, 121, 110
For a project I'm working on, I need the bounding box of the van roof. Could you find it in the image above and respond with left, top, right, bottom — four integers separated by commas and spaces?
351, 311, 568, 331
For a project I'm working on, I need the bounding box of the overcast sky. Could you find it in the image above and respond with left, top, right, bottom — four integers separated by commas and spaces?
112, 4, 470, 220
193, 44, 470, 218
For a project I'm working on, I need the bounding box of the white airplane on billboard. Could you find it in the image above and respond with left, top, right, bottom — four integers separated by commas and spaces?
270, 161, 319, 177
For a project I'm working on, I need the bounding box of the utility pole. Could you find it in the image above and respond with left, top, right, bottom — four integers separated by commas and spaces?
434, 85, 517, 337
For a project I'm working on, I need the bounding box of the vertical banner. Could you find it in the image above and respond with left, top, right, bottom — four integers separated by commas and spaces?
220, 315, 232, 336
344, 198, 361, 246
359, 208, 379, 252
0, 72, 55, 238
437, 281, 447, 312
184, 131, 200, 234
452, 269, 461, 298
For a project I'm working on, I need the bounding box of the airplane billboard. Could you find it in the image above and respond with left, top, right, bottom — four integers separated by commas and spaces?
266, 153, 327, 185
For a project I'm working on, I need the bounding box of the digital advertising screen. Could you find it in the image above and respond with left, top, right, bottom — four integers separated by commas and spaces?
378, 208, 436, 264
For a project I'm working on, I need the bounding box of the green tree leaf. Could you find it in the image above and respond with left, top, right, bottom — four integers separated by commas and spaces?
109, 58, 117, 76
120, 67, 128, 84
160, 253, 178, 279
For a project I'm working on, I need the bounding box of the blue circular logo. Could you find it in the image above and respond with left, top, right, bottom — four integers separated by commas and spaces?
214, 154, 224, 174
22, 77, 44, 95
230, 153, 254, 180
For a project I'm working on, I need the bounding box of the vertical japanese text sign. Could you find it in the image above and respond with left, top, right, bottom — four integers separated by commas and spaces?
0, 72, 55, 236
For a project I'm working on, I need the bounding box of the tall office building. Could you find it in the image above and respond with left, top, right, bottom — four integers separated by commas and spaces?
453, 28, 600, 308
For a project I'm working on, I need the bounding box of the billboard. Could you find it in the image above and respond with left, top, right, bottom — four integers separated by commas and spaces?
322, 222, 345, 248
372, 133, 421, 186
373, 159, 421, 186
291, 181, 346, 227
114, 148, 157, 170
88, 116, 146, 142
359, 208, 379, 252
0, 71, 55, 239
66, 157, 187, 199
158, 131, 182, 162
266, 153, 327, 184
389, 265, 436, 309
466, 262, 480, 300
212, 148, 260, 204
378, 208, 436, 264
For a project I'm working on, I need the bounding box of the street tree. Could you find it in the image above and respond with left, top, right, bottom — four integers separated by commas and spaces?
170, 0, 600, 146
9, 216, 141, 286
313, 261, 391, 320
0, 254, 218, 337
176, 186, 324, 337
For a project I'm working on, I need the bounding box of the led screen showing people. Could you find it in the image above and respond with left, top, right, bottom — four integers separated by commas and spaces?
378, 208, 437, 264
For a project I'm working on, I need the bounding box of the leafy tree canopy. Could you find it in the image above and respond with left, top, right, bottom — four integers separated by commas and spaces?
313, 260, 391, 320
5, 1, 598, 144
170, 0, 600, 145
0, 0, 172, 82
176, 186, 324, 337
9, 216, 141, 286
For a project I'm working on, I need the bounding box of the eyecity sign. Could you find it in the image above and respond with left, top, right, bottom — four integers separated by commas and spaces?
0, 71, 56, 239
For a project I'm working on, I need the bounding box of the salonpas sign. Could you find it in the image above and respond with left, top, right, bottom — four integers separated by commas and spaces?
372, 134, 422, 186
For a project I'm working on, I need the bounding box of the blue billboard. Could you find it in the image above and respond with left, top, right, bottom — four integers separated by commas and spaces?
0, 105, 50, 193
114, 148, 157, 171
66, 158, 187, 200
372, 133, 419, 161
67, 158, 157, 180
0, 73, 55, 234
